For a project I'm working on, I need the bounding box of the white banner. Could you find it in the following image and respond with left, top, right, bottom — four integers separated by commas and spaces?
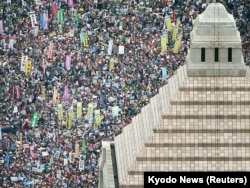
118, 45, 124, 54
29, 12, 37, 27
64, 158, 68, 166
21, 55, 28, 72
107, 40, 113, 55
79, 160, 84, 171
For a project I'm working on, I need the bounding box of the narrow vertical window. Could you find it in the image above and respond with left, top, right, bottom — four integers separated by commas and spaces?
201, 48, 205, 62
215, 48, 219, 62
228, 48, 232, 62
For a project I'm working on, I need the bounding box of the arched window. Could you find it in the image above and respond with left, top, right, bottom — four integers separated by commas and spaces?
228, 48, 232, 62
201, 48, 205, 62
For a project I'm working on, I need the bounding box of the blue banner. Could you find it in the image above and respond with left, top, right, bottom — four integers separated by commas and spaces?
162, 67, 168, 80
40, 13, 44, 29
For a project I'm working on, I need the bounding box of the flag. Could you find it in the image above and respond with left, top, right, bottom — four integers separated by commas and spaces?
94, 109, 101, 126
52, 87, 58, 104
39, 12, 44, 29
81, 139, 86, 152
30, 112, 39, 128
0, 20, 3, 35
58, 104, 63, 120
162, 67, 168, 80
112, 106, 119, 117
68, 0, 73, 8
51, 2, 58, 17
86, 103, 94, 119
76, 102, 82, 118
65, 55, 71, 70
63, 85, 68, 101
109, 58, 115, 70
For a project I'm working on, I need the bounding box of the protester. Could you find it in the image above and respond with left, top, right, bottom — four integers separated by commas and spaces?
0, 0, 249, 187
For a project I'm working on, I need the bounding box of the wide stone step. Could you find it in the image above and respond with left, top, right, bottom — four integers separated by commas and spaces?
146, 132, 250, 145
179, 87, 250, 91
128, 161, 250, 175
119, 175, 144, 187
162, 105, 250, 119
154, 119, 250, 130
171, 90, 250, 105
136, 146, 250, 159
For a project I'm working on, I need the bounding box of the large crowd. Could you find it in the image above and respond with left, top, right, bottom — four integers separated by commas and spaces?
0, 0, 249, 187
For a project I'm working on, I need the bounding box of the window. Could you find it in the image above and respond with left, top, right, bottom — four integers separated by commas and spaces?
228, 48, 232, 62
215, 48, 219, 62
201, 48, 205, 62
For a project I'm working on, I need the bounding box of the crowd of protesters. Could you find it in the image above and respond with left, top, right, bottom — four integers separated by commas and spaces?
0, 0, 249, 187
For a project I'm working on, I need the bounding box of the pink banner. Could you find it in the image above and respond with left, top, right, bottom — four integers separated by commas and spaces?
63, 85, 68, 101
16, 87, 20, 99
68, 0, 73, 8
0, 20, 3, 35
65, 55, 71, 70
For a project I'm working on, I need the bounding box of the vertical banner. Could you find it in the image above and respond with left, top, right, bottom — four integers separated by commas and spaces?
57, 9, 64, 24
43, 13, 48, 30
47, 42, 54, 59
86, 103, 94, 119
16, 87, 21, 99
58, 104, 63, 120
162, 67, 168, 80
52, 87, 58, 104
65, 55, 71, 70
109, 58, 115, 70
19, 132, 23, 150
0, 124, 2, 140
112, 106, 119, 117
0, 20, 3, 35
75, 13, 80, 27
79, 160, 84, 171
74, 143, 79, 158
94, 109, 101, 126
25, 59, 32, 76
68, 0, 73, 8
51, 2, 58, 17
30, 112, 39, 128
80, 30, 84, 44
84, 31, 88, 46
161, 35, 167, 52
63, 85, 68, 101
172, 26, 178, 42
81, 139, 86, 152
69, 152, 75, 163
41, 86, 46, 99
39, 12, 44, 29
30, 12, 38, 27
21, 55, 28, 72
166, 16, 172, 32
76, 102, 82, 118
9, 36, 15, 49
67, 107, 74, 129
107, 40, 113, 55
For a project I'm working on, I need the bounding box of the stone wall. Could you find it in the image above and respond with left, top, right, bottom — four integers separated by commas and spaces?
114, 65, 188, 185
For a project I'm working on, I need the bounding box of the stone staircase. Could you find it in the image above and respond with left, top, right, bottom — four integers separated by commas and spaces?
119, 77, 250, 188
